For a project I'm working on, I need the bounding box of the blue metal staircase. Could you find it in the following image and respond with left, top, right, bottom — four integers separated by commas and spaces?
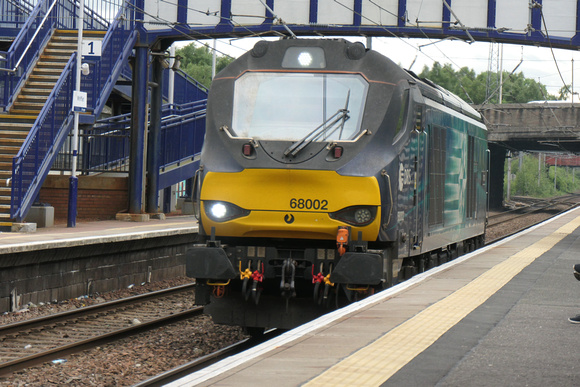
0, 0, 207, 223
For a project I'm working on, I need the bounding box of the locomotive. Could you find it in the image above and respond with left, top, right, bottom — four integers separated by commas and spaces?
186, 38, 488, 331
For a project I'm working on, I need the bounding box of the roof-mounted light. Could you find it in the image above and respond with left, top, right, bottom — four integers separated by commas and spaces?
282, 47, 326, 69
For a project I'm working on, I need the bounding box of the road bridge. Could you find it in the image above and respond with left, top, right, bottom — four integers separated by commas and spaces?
479, 103, 580, 153
477, 102, 580, 208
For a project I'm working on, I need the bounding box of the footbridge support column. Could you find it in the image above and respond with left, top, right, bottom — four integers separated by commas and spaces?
489, 143, 506, 209
146, 53, 163, 214
128, 43, 149, 214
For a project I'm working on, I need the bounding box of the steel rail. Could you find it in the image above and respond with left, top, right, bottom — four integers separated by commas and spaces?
0, 282, 196, 337
0, 283, 200, 376
486, 200, 580, 245
487, 197, 579, 228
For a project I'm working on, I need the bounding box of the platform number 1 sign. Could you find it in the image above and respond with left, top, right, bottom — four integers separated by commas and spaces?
81, 39, 102, 59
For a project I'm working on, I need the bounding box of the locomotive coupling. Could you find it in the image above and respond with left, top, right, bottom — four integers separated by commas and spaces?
280, 259, 296, 298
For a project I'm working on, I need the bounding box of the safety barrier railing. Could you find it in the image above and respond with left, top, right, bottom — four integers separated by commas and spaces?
159, 100, 207, 170
120, 64, 209, 106
11, 53, 77, 222
163, 69, 209, 105
85, 4, 136, 117
0, 0, 36, 35
52, 100, 207, 186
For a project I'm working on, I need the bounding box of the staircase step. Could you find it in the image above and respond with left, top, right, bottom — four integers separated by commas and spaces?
48, 41, 76, 48
29, 73, 60, 80
0, 130, 31, 137
15, 97, 46, 110
0, 124, 34, 131
0, 115, 36, 124
40, 54, 72, 63
36, 61, 69, 69
43, 47, 74, 54
15, 95, 51, 104
23, 81, 56, 89
0, 145, 22, 153
6, 109, 41, 116
18, 88, 51, 95
32, 68, 66, 76
0, 138, 25, 146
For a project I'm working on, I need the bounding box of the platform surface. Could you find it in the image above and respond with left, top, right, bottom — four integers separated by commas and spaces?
0, 216, 198, 253
172, 208, 580, 387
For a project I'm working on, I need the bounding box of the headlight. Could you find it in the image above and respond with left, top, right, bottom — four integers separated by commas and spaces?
329, 206, 377, 226
204, 201, 250, 222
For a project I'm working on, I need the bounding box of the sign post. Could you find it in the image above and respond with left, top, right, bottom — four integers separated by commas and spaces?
67, 0, 84, 228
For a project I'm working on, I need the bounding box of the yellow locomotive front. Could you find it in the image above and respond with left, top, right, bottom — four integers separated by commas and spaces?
187, 39, 406, 329
200, 169, 381, 241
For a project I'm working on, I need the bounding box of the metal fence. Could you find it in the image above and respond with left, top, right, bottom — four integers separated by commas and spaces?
53, 100, 207, 175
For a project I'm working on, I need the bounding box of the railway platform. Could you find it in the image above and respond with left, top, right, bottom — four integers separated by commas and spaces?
0, 216, 198, 313
172, 207, 580, 386
0, 215, 197, 253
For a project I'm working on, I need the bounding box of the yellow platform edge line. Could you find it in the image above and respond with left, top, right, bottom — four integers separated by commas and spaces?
305, 215, 580, 387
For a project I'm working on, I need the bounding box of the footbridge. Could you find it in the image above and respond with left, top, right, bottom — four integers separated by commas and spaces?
2, 0, 580, 227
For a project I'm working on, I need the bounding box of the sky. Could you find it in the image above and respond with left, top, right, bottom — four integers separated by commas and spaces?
187, 36, 580, 99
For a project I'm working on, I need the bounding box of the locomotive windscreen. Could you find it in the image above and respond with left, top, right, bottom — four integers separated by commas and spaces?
231, 72, 368, 141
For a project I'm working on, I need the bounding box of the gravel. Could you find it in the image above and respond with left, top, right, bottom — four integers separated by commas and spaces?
0, 277, 247, 386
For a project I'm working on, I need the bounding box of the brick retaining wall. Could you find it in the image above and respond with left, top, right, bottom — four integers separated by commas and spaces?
38, 175, 128, 221
0, 233, 193, 312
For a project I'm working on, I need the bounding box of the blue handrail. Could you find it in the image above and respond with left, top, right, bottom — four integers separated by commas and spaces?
11, 53, 77, 221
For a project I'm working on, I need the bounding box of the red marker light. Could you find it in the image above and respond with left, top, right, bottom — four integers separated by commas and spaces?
333, 146, 343, 159
242, 143, 252, 156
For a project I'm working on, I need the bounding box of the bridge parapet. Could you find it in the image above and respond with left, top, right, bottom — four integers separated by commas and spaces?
476, 103, 580, 152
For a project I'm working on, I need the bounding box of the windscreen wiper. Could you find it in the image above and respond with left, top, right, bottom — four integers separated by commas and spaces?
284, 91, 350, 158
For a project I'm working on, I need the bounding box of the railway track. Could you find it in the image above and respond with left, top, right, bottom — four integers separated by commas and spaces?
0, 283, 201, 376
486, 194, 580, 243
134, 329, 282, 387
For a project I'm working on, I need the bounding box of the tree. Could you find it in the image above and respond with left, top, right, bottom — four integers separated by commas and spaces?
418, 62, 555, 104
175, 43, 234, 88
558, 84, 572, 100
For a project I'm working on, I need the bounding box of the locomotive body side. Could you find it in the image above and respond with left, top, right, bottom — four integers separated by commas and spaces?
186, 39, 488, 330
